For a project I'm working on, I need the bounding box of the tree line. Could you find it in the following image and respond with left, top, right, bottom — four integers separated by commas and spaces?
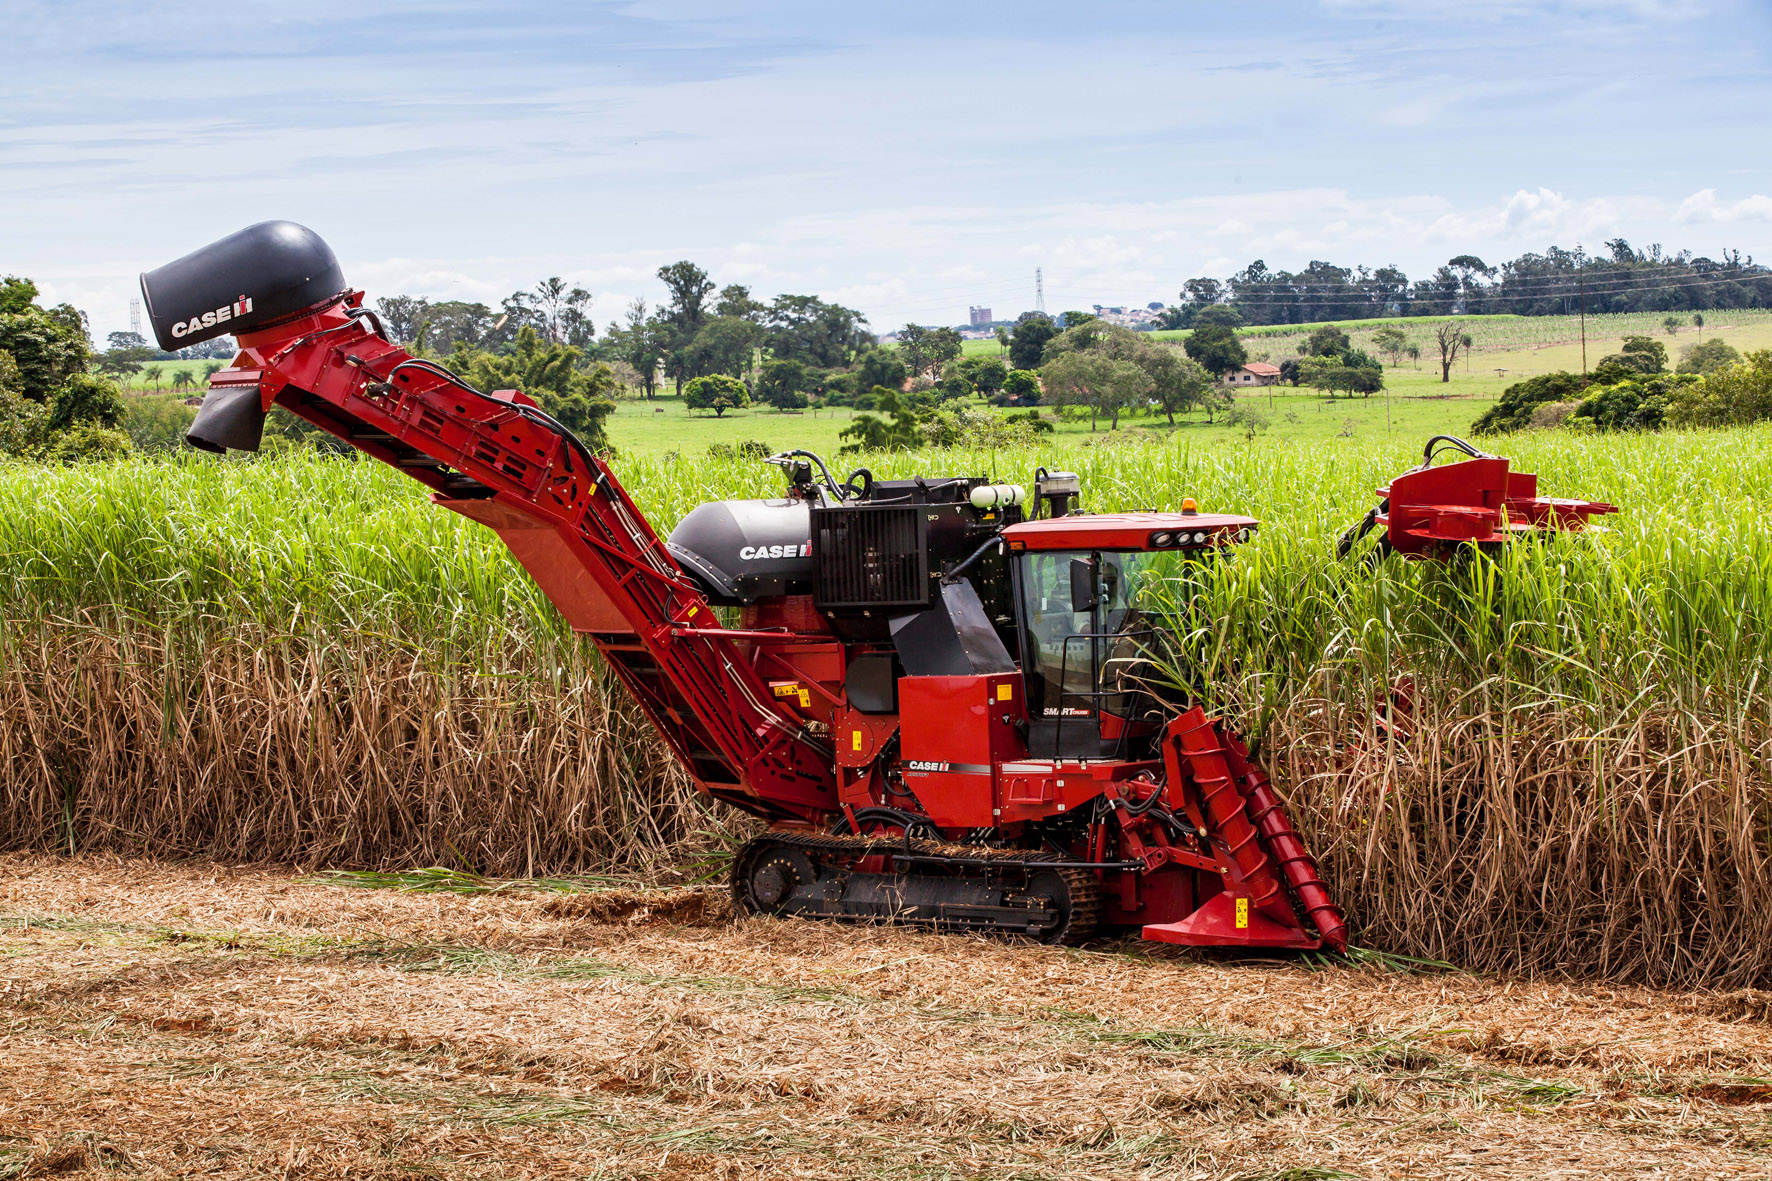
1164, 240, 1772, 328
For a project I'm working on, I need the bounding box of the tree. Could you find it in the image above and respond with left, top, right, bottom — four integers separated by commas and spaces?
1372, 326, 1409, 368
1191, 304, 1244, 330
1183, 322, 1247, 377
1663, 315, 1685, 336
994, 325, 1011, 356
1622, 335, 1668, 373
1302, 355, 1382, 398
938, 372, 974, 402
1040, 351, 1151, 431
765, 295, 870, 368
1677, 339, 1743, 376
657, 261, 716, 395
839, 388, 922, 453
714, 284, 767, 322
416, 301, 496, 354
853, 346, 907, 393
1008, 315, 1057, 370
603, 298, 667, 397
685, 316, 763, 381
527, 277, 595, 347
375, 296, 431, 345
1666, 349, 1772, 428
1433, 322, 1472, 383
93, 349, 145, 382
1142, 347, 1216, 426
756, 359, 813, 410
896, 324, 961, 377
1301, 323, 1351, 357
1178, 278, 1227, 316
1695, 312, 1705, 341
924, 326, 963, 376
1058, 310, 1096, 329
1597, 335, 1668, 376
896, 324, 932, 378
46, 373, 127, 434
0, 281, 90, 403
955, 355, 1007, 397
999, 368, 1041, 406
684, 373, 750, 417
170, 368, 195, 393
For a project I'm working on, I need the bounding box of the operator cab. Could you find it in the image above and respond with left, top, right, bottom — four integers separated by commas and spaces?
1001, 511, 1257, 759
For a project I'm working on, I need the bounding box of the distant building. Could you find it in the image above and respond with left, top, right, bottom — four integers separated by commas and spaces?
1224, 362, 1282, 388
969, 305, 993, 327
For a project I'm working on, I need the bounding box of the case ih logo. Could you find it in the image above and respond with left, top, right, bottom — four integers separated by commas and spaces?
737, 543, 811, 561
905, 759, 990, 775
170, 295, 253, 338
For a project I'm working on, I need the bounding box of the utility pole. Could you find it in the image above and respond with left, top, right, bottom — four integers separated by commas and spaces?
1577, 244, 1588, 378
1035, 268, 1045, 317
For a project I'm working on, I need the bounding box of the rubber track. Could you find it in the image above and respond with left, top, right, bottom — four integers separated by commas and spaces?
732, 831, 1101, 946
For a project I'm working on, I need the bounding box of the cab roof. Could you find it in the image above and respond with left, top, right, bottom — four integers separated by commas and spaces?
1001, 511, 1258, 552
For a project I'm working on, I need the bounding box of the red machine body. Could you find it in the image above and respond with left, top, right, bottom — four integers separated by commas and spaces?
1370, 437, 1617, 557
145, 224, 1617, 956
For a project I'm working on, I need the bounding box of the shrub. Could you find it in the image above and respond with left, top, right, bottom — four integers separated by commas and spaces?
1471, 371, 1588, 434
1677, 339, 1743, 376
1528, 400, 1579, 430
684, 373, 751, 417
1666, 350, 1772, 429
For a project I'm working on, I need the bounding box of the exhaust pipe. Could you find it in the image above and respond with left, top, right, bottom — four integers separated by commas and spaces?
140, 220, 348, 453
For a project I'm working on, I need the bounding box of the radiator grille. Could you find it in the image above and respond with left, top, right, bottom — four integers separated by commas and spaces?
812, 506, 928, 610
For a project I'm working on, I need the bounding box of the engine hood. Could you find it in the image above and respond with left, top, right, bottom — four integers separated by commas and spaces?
666, 498, 814, 605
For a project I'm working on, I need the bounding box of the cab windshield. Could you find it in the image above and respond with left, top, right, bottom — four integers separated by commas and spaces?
1016, 549, 1204, 755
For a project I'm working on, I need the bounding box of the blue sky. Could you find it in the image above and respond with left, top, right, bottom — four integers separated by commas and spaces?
3, 0, 1769, 339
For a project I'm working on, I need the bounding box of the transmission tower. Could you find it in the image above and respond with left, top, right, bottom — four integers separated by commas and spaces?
129, 297, 141, 340
1034, 268, 1045, 315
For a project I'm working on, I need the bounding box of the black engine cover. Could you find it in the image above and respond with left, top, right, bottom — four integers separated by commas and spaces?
666, 497, 814, 605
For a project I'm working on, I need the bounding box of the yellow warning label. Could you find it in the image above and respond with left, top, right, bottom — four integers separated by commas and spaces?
1235, 897, 1249, 929
852, 731, 863, 752
996, 683, 1013, 702
771, 683, 815, 709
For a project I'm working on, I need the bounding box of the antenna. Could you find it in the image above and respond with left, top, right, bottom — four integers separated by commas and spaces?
1035, 267, 1045, 316
129, 296, 141, 340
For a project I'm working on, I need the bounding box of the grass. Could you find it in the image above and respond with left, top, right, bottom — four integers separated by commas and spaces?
5, 426, 1772, 985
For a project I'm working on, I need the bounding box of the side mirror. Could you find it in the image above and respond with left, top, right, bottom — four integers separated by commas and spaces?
1068, 557, 1098, 614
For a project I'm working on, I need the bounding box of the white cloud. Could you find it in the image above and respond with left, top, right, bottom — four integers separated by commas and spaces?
1676, 188, 1772, 224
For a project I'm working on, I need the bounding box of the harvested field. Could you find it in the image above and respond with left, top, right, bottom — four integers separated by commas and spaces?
5, 856, 1772, 1180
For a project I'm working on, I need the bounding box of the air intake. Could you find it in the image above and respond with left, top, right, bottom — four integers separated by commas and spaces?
811, 505, 930, 611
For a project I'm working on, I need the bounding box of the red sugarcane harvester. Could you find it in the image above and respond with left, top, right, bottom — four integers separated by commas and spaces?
143, 223, 1617, 952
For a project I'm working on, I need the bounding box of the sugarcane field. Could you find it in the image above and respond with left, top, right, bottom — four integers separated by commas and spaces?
7, 3, 1772, 1178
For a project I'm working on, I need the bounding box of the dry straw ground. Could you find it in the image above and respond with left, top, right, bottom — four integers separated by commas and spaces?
5, 856, 1772, 1180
